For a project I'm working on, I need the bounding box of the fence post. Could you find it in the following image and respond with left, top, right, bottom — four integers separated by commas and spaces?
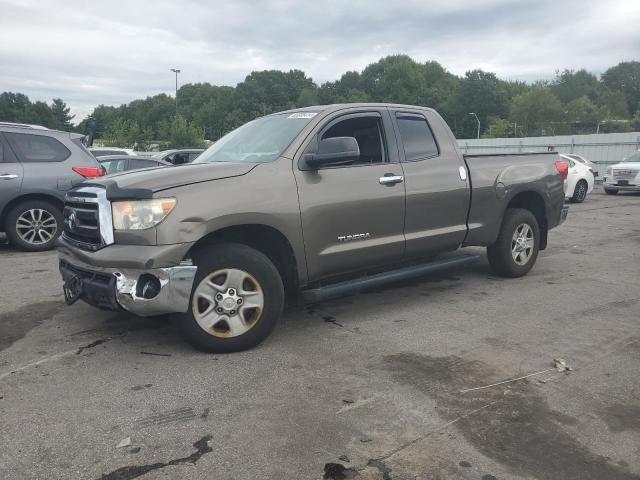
519, 140, 523, 153
570, 137, 575, 153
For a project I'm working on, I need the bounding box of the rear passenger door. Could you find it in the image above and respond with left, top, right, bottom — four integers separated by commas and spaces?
391, 109, 470, 257
3, 131, 70, 196
294, 109, 406, 281
0, 134, 24, 207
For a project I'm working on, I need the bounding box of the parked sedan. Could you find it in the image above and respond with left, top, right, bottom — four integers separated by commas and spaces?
565, 153, 598, 177
602, 150, 640, 195
561, 154, 594, 203
153, 148, 204, 165
99, 155, 172, 175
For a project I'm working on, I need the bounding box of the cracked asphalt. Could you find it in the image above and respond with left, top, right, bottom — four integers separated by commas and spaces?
1, 186, 639, 480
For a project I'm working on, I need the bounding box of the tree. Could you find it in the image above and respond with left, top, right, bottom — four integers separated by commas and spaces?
631, 110, 640, 131
483, 118, 512, 138
510, 87, 563, 136
50, 98, 74, 130
360, 55, 427, 105
453, 70, 510, 138
564, 96, 606, 132
602, 62, 640, 115
551, 69, 600, 104
167, 115, 206, 148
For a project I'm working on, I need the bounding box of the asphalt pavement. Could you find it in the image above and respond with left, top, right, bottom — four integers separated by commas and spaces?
1, 187, 639, 480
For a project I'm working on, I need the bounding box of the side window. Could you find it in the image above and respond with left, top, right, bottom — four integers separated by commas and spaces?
102, 159, 127, 174
4, 132, 71, 162
188, 152, 201, 162
320, 115, 386, 166
395, 114, 439, 161
129, 159, 159, 170
0, 140, 3, 162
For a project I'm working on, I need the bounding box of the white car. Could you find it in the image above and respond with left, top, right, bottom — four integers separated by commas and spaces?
602, 151, 640, 195
565, 153, 598, 177
561, 154, 594, 203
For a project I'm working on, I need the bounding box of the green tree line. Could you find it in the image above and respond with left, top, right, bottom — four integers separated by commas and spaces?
2, 56, 639, 147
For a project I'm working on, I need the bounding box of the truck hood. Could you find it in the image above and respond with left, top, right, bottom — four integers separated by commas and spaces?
87, 162, 259, 195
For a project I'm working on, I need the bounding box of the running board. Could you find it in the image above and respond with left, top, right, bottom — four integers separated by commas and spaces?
301, 254, 479, 303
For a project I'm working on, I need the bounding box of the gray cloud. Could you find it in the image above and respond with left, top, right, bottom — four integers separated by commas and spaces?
1, 0, 638, 121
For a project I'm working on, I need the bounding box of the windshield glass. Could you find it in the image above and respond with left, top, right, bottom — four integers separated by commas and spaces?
194, 112, 317, 164
623, 151, 640, 162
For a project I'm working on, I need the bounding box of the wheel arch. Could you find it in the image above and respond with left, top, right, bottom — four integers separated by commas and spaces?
186, 224, 300, 299
505, 190, 548, 250
1, 193, 64, 229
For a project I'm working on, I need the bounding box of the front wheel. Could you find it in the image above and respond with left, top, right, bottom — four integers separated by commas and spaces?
177, 242, 284, 353
487, 208, 540, 278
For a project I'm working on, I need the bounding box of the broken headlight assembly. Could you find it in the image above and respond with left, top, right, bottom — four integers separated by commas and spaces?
111, 198, 176, 230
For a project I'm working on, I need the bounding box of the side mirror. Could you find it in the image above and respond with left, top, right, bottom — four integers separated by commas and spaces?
302, 136, 360, 170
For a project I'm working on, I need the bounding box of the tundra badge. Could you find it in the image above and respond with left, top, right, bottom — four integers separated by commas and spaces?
338, 233, 371, 243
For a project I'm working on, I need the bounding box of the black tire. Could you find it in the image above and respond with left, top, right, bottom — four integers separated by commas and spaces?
570, 180, 588, 203
177, 242, 284, 353
4, 200, 63, 252
487, 208, 540, 278
604, 188, 618, 195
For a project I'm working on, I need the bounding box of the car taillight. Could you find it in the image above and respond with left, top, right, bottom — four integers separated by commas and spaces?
73, 166, 106, 178
555, 161, 569, 181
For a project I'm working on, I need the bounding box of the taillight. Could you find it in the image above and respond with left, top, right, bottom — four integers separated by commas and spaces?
73, 166, 106, 179
555, 161, 569, 181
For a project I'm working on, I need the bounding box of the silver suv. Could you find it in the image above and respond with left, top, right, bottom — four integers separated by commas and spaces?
0, 122, 105, 251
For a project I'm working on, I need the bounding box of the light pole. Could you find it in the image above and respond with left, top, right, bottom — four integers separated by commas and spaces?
170, 68, 181, 117
468, 112, 480, 139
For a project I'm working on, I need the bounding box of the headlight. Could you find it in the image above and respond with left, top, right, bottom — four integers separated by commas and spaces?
112, 198, 176, 230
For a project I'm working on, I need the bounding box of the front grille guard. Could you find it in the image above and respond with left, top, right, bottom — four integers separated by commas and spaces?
63, 186, 114, 250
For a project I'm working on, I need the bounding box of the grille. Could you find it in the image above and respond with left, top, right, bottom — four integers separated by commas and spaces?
62, 189, 105, 250
612, 169, 638, 180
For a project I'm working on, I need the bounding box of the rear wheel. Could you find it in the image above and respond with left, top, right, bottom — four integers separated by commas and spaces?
604, 188, 618, 195
5, 200, 62, 251
177, 242, 284, 352
487, 208, 540, 278
570, 180, 588, 203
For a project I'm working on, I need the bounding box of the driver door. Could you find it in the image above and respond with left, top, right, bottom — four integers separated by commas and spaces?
294, 109, 406, 281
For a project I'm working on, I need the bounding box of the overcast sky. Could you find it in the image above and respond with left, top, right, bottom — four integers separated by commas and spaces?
1, 0, 639, 122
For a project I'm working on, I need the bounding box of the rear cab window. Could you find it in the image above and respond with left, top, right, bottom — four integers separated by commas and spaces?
395, 113, 439, 162
4, 132, 71, 162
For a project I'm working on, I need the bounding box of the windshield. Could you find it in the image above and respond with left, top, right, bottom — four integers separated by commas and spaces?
623, 151, 640, 162
194, 112, 317, 164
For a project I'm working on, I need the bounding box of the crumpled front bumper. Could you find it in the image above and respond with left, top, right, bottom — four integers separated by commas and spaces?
59, 253, 197, 317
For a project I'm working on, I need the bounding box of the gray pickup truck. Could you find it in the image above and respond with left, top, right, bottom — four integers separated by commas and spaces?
58, 104, 569, 352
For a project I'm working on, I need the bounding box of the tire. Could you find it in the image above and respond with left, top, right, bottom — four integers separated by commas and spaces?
570, 180, 588, 203
604, 188, 618, 195
5, 200, 63, 252
177, 242, 284, 353
487, 208, 540, 278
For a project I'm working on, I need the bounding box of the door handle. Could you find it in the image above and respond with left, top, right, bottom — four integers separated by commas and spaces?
0, 173, 19, 180
379, 174, 404, 186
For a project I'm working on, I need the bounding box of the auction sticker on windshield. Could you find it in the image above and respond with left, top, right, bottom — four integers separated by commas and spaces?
287, 112, 317, 119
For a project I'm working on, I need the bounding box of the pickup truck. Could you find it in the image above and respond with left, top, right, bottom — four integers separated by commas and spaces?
58, 103, 569, 352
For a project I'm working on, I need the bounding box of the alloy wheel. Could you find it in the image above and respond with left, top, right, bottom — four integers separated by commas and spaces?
16, 209, 58, 245
511, 223, 534, 266
192, 268, 264, 337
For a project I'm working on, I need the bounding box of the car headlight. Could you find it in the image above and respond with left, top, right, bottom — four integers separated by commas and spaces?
112, 198, 176, 230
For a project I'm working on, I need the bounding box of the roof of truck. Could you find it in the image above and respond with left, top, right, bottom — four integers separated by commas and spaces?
271, 103, 436, 117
